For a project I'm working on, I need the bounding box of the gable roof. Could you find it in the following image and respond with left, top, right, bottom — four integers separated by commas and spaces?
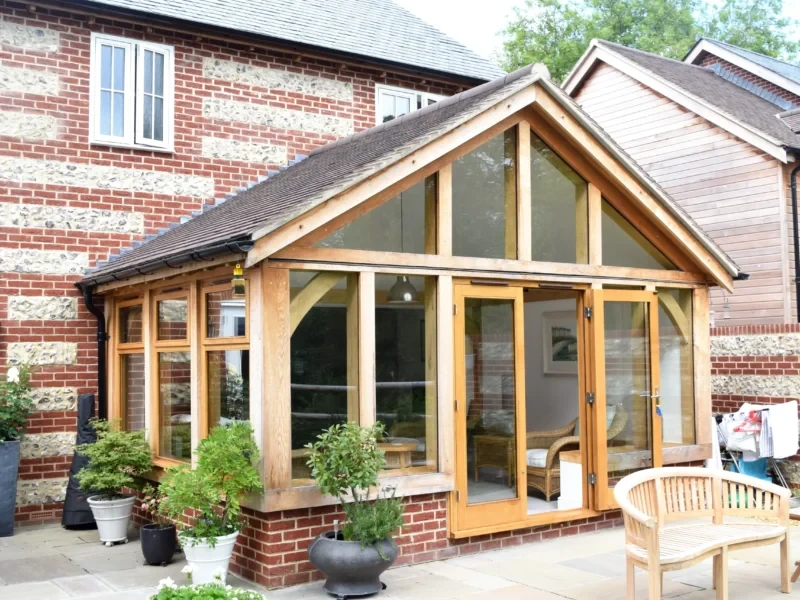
79, 64, 739, 289
685, 38, 800, 88
563, 39, 800, 160
71, 0, 504, 83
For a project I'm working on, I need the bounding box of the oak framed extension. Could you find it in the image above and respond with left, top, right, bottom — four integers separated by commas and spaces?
89, 65, 736, 541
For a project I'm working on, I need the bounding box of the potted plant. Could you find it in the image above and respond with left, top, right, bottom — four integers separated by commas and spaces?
159, 421, 261, 585
306, 422, 404, 599
75, 419, 153, 546
140, 484, 177, 566
150, 572, 263, 600
0, 365, 33, 537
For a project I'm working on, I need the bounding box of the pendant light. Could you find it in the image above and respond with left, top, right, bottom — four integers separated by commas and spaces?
387, 192, 419, 304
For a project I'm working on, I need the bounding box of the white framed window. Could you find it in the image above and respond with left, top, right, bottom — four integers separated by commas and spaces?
375, 84, 445, 124
90, 33, 174, 151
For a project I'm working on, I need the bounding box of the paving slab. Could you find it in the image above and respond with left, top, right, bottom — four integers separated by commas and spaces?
53, 574, 114, 596
0, 553, 85, 584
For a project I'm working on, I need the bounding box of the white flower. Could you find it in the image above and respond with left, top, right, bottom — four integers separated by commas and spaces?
181, 565, 193, 574
213, 570, 224, 581
6, 367, 19, 384
156, 576, 177, 590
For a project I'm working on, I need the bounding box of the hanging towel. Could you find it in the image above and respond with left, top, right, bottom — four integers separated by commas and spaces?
767, 401, 799, 459
760, 409, 773, 458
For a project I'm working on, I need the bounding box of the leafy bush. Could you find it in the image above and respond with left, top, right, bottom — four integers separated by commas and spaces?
75, 419, 153, 499
306, 422, 404, 550
149, 575, 263, 599
0, 365, 33, 443
140, 484, 172, 529
159, 422, 261, 545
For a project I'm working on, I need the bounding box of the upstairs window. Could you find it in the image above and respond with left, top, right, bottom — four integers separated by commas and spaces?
376, 84, 444, 124
90, 33, 174, 150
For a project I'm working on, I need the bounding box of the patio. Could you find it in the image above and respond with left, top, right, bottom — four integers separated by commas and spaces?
1, 520, 798, 599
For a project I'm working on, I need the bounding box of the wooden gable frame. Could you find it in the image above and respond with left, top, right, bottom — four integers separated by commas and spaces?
249, 80, 735, 292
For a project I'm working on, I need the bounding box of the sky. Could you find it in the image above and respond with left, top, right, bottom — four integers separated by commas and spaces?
394, 0, 800, 64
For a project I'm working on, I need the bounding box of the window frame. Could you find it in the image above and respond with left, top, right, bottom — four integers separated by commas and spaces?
151, 287, 192, 465
89, 32, 175, 152
374, 83, 445, 125
114, 297, 145, 433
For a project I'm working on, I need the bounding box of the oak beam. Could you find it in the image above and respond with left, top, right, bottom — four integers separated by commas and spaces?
517, 123, 532, 261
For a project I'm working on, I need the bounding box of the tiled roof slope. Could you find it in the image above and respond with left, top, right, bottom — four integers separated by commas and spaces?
79, 0, 505, 82
597, 41, 800, 147
80, 65, 739, 287
699, 38, 800, 86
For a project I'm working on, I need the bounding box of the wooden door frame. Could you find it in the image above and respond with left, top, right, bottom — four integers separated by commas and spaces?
591, 288, 662, 510
452, 283, 528, 531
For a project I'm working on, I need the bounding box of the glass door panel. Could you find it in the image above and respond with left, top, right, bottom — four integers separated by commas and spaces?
454, 284, 527, 530
593, 290, 661, 509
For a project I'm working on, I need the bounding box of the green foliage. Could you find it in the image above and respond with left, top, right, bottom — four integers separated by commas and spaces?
149, 576, 262, 600
0, 365, 33, 443
75, 419, 153, 499
140, 484, 171, 529
159, 422, 261, 545
306, 422, 405, 550
501, 0, 799, 82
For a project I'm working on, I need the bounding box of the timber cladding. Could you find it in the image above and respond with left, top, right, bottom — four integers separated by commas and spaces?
573, 61, 787, 326
0, 0, 461, 523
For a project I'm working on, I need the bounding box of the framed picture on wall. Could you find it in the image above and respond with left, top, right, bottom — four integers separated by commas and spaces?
542, 311, 578, 375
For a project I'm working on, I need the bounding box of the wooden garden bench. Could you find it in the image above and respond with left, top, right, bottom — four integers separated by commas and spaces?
615, 467, 791, 599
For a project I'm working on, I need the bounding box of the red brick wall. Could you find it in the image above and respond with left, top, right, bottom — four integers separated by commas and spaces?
697, 52, 800, 107
0, 0, 463, 523
228, 494, 622, 589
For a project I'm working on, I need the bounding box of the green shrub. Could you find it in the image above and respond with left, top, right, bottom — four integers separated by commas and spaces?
306, 422, 404, 551
75, 419, 153, 499
0, 365, 33, 443
159, 422, 261, 545
149, 575, 263, 599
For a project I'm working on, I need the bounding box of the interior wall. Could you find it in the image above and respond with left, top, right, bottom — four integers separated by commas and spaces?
524, 297, 580, 432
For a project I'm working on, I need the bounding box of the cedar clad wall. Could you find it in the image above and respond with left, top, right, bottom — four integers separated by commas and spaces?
574, 62, 786, 325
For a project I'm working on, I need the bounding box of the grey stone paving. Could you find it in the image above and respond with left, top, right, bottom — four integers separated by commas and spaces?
2, 519, 800, 599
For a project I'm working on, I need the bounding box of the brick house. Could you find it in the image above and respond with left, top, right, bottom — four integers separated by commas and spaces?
0, 0, 502, 525
563, 39, 800, 483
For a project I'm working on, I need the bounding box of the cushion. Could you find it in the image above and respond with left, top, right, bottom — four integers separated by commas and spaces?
526, 448, 548, 468
574, 404, 617, 436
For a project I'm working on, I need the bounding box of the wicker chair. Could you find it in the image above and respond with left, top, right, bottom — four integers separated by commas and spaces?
526, 406, 629, 501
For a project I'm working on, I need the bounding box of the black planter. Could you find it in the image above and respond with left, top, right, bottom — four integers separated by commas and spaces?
308, 531, 397, 599
141, 524, 177, 566
0, 441, 21, 538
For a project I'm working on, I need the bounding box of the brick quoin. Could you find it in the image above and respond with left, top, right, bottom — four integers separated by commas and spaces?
697, 52, 800, 107
0, 0, 464, 525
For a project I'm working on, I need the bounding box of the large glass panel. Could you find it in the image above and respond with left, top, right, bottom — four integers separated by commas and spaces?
157, 298, 187, 340
316, 176, 436, 254
453, 128, 517, 259
119, 305, 142, 344
112, 92, 125, 137
375, 275, 436, 472
465, 297, 517, 504
206, 288, 246, 338
99, 90, 111, 136
100, 45, 112, 88
658, 289, 695, 446
207, 350, 250, 427
604, 301, 652, 487
602, 200, 675, 270
113, 47, 126, 91
158, 351, 192, 462
121, 353, 145, 432
290, 271, 358, 483
530, 132, 588, 263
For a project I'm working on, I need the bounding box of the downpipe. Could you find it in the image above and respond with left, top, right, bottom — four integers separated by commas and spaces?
80, 285, 108, 420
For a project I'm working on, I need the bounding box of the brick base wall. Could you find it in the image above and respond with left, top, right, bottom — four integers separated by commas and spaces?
227, 494, 622, 589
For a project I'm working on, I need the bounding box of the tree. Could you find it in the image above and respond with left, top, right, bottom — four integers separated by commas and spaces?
500, 0, 799, 83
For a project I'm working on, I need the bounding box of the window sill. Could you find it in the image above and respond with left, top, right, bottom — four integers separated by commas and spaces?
90, 140, 174, 154
663, 443, 711, 465
245, 471, 454, 513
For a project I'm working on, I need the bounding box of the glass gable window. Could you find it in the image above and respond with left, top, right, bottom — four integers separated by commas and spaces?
602, 200, 675, 270
316, 176, 436, 254
375, 275, 437, 472
530, 132, 588, 263
91, 33, 173, 149
290, 271, 358, 483
452, 128, 517, 259
119, 304, 143, 344
658, 289, 695, 446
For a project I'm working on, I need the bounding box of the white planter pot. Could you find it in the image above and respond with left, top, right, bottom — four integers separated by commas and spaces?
180, 530, 239, 585
87, 495, 135, 546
